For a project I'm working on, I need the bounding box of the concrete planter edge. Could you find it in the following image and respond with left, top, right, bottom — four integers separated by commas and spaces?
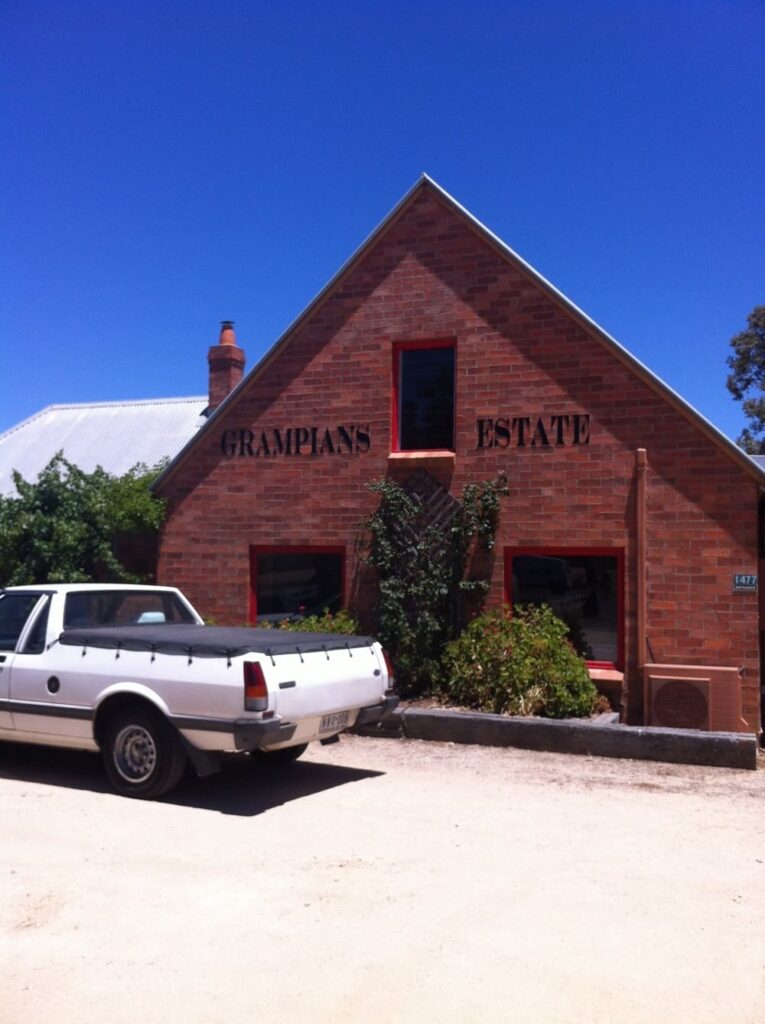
352, 706, 758, 770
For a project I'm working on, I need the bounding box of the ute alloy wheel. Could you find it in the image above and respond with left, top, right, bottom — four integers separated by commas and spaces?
102, 708, 187, 799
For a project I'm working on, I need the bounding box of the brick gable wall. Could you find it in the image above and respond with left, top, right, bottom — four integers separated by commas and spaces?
157, 188, 760, 729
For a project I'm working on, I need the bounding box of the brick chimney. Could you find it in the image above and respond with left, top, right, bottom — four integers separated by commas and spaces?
208, 320, 246, 413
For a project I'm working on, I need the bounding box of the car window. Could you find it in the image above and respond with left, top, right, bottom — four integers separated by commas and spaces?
63, 591, 196, 628
0, 593, 43, 652
21, 597, 50, 654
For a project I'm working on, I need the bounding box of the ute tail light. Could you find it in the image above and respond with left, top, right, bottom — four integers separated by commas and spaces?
382, 649, 395, 690
244, 661, 269, 711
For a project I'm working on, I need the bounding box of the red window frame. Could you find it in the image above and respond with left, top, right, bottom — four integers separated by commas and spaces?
249, 545, 345, 624
503, 547, 625, 670
391, 339, 456, 453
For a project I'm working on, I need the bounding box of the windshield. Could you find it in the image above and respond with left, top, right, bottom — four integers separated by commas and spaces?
63, 590, 196, 629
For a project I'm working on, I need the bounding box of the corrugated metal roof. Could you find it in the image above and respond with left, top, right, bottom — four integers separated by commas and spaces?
0, 397, 207, 496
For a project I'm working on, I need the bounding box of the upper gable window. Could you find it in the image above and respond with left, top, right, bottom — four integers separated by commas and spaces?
393, 342, 455, 452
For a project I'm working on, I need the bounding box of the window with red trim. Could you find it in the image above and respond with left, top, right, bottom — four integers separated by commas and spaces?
504, 548, 624, 669
249, 547, 344, 623
393, 342, 455, 451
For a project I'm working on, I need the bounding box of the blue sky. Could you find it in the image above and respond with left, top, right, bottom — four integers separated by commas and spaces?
3, 0, 763, 442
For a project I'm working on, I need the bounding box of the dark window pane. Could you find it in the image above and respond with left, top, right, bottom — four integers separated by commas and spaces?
256, 552, 342, 620
510, 554, 619, 664
63, 591, 196, 628
22, 598, 50, 654
0, 594, 42, 652
399, 347, 454, 450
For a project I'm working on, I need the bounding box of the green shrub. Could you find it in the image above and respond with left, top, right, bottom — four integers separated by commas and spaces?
441, 605, 598, 719
259, 609, 360, 635
0, 453, 165, 586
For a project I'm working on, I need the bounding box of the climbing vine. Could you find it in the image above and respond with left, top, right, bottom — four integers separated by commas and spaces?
361, 472, 507, 695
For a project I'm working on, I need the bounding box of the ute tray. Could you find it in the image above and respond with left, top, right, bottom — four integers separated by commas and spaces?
59, 624, 376, 659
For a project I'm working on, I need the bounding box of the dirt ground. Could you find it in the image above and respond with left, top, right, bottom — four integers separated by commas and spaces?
1, 735, 764, 1024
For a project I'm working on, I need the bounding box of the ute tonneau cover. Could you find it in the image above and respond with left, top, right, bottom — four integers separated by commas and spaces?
58, 624, 377, 659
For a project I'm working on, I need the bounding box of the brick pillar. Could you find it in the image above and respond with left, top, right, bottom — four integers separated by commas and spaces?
208, 320, 246, 412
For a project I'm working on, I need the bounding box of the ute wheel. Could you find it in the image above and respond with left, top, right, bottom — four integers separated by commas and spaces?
251, 743, 308, 766
102, 707, 187, 799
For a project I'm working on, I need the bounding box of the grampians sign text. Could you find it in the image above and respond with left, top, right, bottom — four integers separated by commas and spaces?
221, 425, 371, 458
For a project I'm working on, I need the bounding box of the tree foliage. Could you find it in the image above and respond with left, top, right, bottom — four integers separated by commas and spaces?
361, 473, 507, 696
726, 305, 765, 453
0, 453, 166, 586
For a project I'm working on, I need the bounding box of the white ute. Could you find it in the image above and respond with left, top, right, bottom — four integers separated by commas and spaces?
0, 584, 397, 798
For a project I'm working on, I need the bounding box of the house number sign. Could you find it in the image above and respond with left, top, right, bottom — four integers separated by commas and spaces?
733, 574, 758, 593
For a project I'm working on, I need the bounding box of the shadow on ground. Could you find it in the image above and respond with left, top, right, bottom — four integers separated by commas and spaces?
0, 742, 383, 816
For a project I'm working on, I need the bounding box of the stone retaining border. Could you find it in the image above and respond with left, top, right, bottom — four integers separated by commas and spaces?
353, 707, 758, 770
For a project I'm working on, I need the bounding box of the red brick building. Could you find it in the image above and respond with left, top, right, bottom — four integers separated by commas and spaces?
154, 176, 763, 734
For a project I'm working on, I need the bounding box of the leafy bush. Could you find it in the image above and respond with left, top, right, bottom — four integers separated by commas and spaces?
440, 604, 598, 719
0, 453, 165, 586
258, 609, 359, 635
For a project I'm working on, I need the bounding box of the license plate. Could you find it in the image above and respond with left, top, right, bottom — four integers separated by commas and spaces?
320, 710, 349, 733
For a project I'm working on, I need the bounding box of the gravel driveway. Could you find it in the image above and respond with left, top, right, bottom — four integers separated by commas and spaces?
1, 735, 763, 1024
